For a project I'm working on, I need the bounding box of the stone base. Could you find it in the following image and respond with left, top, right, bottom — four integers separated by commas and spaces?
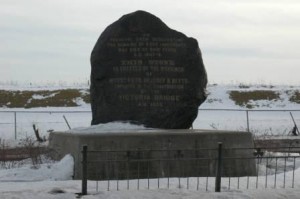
48, 129, 256, 180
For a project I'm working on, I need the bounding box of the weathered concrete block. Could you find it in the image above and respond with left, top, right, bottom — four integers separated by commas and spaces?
49, 130, 256, 180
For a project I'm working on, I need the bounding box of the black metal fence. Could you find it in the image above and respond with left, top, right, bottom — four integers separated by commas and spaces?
81, 144, 300, 195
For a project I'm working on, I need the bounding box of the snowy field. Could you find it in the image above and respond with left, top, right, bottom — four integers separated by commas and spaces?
1, 107, 299, 141
0, 84, 299, 198
0, 84, 299, 140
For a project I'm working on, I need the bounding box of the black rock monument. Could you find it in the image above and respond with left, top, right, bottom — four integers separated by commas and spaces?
90, 10, 207, 129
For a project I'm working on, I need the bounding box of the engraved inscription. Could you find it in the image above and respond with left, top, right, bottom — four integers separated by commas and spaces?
106, 35, 188, 107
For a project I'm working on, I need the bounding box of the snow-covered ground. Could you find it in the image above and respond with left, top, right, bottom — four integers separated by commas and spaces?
0, 84, 299, 198
0, 84, 299, 140
0, 155, 74, 182
1, 152, 300, 198
0, 142, 300, 198
1, 180, 299, 199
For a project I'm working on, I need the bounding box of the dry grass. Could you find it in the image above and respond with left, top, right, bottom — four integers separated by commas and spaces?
0, 89, 90, 108
0, 138, 51, 169
229, 90, 280, 108
290, 90, 300, 104
0, 88, 296, 108
81, 92, 91, 104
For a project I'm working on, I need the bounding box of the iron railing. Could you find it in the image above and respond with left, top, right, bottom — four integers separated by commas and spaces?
80, 144, 300, 195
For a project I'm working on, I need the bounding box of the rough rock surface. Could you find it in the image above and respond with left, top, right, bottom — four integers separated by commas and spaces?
90, 10, 207, 129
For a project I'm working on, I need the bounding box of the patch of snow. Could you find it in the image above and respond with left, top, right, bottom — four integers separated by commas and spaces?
26, 98, 32, 104
73, 97, 88, 107
0, 139, 21, 149
201, 84, 237, 109
0, 154, 74, 182
32, 93, 57, 100
79, 89, 89, 95
67, 122, 152, 133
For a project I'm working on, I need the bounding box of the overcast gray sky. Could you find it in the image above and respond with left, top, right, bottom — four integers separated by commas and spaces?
1, 0, 300, 85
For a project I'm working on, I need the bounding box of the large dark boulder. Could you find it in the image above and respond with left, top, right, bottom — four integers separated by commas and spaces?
90, 10, 207, 129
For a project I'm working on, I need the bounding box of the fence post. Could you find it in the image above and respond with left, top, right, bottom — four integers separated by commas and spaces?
82, 145, 88, 195
215, 142, 223, 192
14, 112, 17, 140
246, 110, 250, 132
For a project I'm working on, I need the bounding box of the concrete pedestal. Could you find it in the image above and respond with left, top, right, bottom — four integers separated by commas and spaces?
48, 129, 256, 180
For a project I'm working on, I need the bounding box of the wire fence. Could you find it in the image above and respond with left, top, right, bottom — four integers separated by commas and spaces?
80, 144, 300, 195
0, 110, 91, 140
0, 109, 299, 140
